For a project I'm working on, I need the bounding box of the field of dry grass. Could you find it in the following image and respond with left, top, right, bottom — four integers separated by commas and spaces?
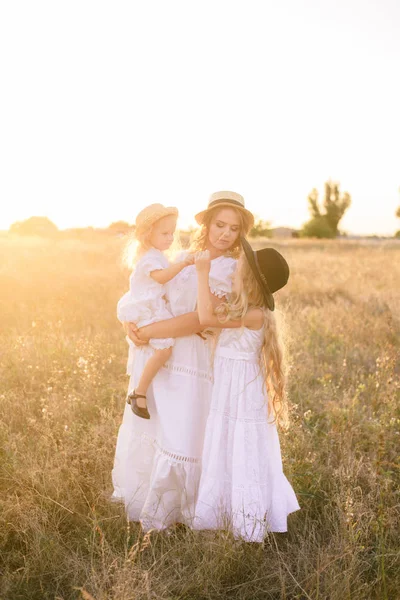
0, 234, 399, 600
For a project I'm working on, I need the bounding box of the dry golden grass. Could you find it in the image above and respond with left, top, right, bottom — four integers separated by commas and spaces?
0, 234, 399, 600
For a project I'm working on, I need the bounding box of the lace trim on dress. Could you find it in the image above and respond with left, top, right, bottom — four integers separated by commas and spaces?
208, 283, 228, 299
161, 361, 213, 382
142, 433, 200, 464
149, 337, 175, 350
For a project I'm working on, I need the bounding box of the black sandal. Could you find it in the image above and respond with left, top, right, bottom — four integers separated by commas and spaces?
127, 389, 150, 420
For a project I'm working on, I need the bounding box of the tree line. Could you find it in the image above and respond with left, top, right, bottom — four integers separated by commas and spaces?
7, 183, 400, 239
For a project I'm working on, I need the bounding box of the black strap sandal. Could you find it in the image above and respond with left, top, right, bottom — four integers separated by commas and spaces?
126, 389, 150, 420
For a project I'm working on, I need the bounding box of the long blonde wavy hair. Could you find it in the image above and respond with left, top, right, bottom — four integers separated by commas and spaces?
189, 206, 253, 257
215, 257, 289, 429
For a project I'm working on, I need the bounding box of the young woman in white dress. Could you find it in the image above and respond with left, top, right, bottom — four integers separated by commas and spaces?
193, 238, 300, 542
112, 191, 254, 531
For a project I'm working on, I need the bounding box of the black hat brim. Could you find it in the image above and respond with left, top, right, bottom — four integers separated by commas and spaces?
241, 237, 275, 311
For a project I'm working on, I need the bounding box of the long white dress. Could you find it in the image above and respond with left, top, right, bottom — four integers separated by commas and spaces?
194, 326, 300, 542
112, 254, 236, 531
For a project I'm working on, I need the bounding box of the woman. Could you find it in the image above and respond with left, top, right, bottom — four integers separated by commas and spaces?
112, 191, 254, 531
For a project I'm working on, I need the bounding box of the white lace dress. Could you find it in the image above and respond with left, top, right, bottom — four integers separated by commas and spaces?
112, 254, 236, 531
194, 326, 300, 542
117, 248, 174, 356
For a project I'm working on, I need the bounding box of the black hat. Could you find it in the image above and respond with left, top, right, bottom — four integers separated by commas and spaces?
240, 237, 290, 311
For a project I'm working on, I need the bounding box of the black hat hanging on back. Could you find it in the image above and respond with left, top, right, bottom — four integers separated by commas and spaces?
240, 237, 290, 311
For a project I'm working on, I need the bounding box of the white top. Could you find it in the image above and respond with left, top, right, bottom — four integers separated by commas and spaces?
215, 325, 264, 361
117, 248, 171, 327
166, 252, 237, 317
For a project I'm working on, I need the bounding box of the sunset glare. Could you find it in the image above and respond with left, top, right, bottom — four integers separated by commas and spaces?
1, 0, 399, 235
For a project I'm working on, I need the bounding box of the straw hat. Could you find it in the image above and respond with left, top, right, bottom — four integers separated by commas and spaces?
241, 237, 290, 311
195, 191, 254, 228
135, 204, 178, 237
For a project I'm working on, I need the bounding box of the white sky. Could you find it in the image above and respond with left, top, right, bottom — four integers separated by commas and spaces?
1, 0, 399, 234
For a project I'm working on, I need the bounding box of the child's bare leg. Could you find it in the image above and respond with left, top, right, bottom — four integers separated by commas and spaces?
135, 347, 172, 407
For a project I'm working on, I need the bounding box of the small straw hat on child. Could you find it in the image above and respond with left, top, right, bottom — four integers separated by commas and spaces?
195, 191, 254, 228
134, 204, 179, 237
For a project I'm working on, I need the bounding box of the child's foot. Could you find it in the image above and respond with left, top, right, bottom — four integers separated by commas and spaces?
127, 389, 150, 420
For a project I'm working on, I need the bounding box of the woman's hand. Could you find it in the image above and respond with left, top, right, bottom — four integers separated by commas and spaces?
123, 322, 148, 347
184, 253, 195, 266
195, 250, 211, 274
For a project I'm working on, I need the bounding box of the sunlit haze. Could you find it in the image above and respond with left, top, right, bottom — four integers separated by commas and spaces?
1, 0, 399, 235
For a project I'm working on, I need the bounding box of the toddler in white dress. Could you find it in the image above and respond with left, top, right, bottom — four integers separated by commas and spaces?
117, 203, 193, 419
193, 238, 300, 541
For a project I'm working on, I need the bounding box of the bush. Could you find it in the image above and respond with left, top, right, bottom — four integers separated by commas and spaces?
108, 221, 134, 235
300, 216, 336, 239
9, 216, 58, 237
250, 218, 272, 238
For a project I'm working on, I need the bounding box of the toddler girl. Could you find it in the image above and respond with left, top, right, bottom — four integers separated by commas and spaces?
117, 203, 193, 419
193, 238, 300, 541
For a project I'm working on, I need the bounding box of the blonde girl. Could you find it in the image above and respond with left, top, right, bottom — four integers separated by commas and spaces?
117, 203, 193, 419
193, 238, 300, 542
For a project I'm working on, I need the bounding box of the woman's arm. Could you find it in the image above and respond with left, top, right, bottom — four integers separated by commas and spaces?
195, 251, 264, 330
197, 264, 243, 329
124, 254, 232, 344
196, 268, 217, 325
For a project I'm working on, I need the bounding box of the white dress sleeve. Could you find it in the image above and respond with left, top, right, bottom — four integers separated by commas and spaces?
117, 290, 136, 323
208, 256, 237, 298
136, 249, 168, 277
117, 250, 168, 323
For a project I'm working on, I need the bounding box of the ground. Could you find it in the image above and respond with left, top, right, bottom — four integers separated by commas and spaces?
0, 234, 399, 600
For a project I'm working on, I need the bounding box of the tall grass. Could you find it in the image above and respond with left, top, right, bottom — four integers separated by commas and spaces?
0, 235, 399, 599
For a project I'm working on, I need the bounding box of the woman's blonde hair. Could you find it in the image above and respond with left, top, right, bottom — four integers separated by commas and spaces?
215, 257, 289, 429
189, 206, 253, 258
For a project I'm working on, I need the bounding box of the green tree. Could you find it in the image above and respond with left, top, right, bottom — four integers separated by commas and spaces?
250, 218, 272, 238
301, 180, 351, 238
395, 200, 400, 238
300, 216, 336, 239
9, 216, 58, 237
